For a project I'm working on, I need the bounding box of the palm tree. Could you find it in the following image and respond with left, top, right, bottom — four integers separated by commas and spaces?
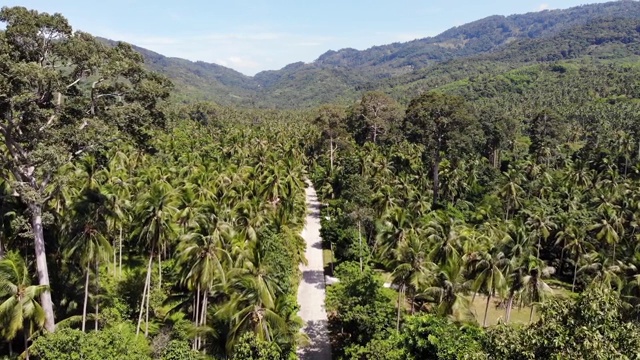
525, 206, 556, 259
466, 247, 509, 327
578, 252, 624, 291
390, 236, 432, 328
498, 168, 525, 220
221, 242, 285, 354
424, 213, 462, 266
375, 207, 420, 262
65, 187, 114, 332
132, 181, 178, 336
0, 252, 47, 360
419, 257, 471, 320
178, 215, 232, 351
519, 256, 554, 323
589, 205, 624, 262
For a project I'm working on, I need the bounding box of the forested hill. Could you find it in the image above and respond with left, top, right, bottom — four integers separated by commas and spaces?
104, 0, 640, 107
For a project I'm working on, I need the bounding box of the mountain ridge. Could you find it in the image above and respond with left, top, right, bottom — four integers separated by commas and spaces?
100, 0, 640, 107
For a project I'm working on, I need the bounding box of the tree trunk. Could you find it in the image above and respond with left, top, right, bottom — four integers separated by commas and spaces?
529, 305, 535, 323
119, 226, 123, 277
505, 295, 514, 323
136, 254, 152, 336
145, 255, 153, 337
95, 260, 99, 331
483, 294, 491, 327
24, 328, 29, 360
572, 254, 579, 292
0, 236, 4, 259
432, 150, 441, 206
194, 284, 201, 350
158, 252, 162, 290
329, 136, 334, 175
396, 285, 403, 332
30, 204, 55, 332
82, 269, 90, 332
113, 236, 117, 276
200, 289, 208, 353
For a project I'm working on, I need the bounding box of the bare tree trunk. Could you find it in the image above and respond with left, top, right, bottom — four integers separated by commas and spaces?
396, 285, 403, 332
483, 294, 491, 327
529, 305, 535, 323
136, 254, 152, 336
119, 226, 123, 277
113, 237, 117, 276
82, 269, 90, 332
194, 285, 201, 350
158, 252, 162, 290
145, 256, 152, 337
24, 328, 29, 360
200, 289, 208, 353
30, 204, 55, 332
95, 260, 99, 331
572, 254, 579, 292
329, 136, 334, 175
505, 295, 514, 323
432, 150, 440, 206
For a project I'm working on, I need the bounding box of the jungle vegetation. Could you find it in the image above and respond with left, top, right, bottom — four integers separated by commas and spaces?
4, 2, 640, 360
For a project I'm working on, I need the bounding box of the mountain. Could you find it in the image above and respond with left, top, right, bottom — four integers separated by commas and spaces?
104, 0, 640, 107
96, 38, 260, 105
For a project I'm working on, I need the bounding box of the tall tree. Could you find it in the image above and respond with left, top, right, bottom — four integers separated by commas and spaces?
348, 91, 402, 145
403, 92, 480, 206
0, 6, 171, 331
313, 104, 347, 175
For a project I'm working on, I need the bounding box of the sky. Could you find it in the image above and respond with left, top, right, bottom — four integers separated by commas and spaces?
5, 0, 612, 75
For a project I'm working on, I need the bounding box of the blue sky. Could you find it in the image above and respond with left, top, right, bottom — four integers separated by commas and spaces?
6, 0, 610, 75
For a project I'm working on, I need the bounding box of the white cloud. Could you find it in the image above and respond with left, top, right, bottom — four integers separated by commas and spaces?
537, 3, 550, 11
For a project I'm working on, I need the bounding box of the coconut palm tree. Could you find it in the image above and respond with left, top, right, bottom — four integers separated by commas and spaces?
519, 256, 554, 323
419, 257, 471, 320
466, 247, 509, 327
390, 236, 432, 329
424, 213, 462, 266
178, 216, 232, 351
65, 187, 114, 332
0, 252, 47, 360
132, 181, 178, 336
498, 168, 525, 220
221, 242, 285, 354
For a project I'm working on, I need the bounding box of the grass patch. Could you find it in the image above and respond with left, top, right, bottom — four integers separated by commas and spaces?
467, 295, 534, 326
323, 248, 335, 275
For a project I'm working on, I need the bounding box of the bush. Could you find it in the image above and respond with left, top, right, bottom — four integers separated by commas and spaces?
231, 332, 282, 360
30, 323, 151, 360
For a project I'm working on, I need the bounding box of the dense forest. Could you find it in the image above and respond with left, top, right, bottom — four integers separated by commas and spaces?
4, 2, 640, 360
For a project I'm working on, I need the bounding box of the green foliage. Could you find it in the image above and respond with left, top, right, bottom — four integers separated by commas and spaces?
30, 324, 151, 360
326, 262, 396, 357
231, 332, 282, 360
401, 315, 486, 360
344, 336, 405, 360
486, 287, 640, 359
160, 340, 202, 360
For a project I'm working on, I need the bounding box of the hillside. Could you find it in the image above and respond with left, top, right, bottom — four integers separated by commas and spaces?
104, 1, 640, 107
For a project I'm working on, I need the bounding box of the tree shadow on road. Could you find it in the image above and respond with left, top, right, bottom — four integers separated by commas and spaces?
299, 320, 332, 360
